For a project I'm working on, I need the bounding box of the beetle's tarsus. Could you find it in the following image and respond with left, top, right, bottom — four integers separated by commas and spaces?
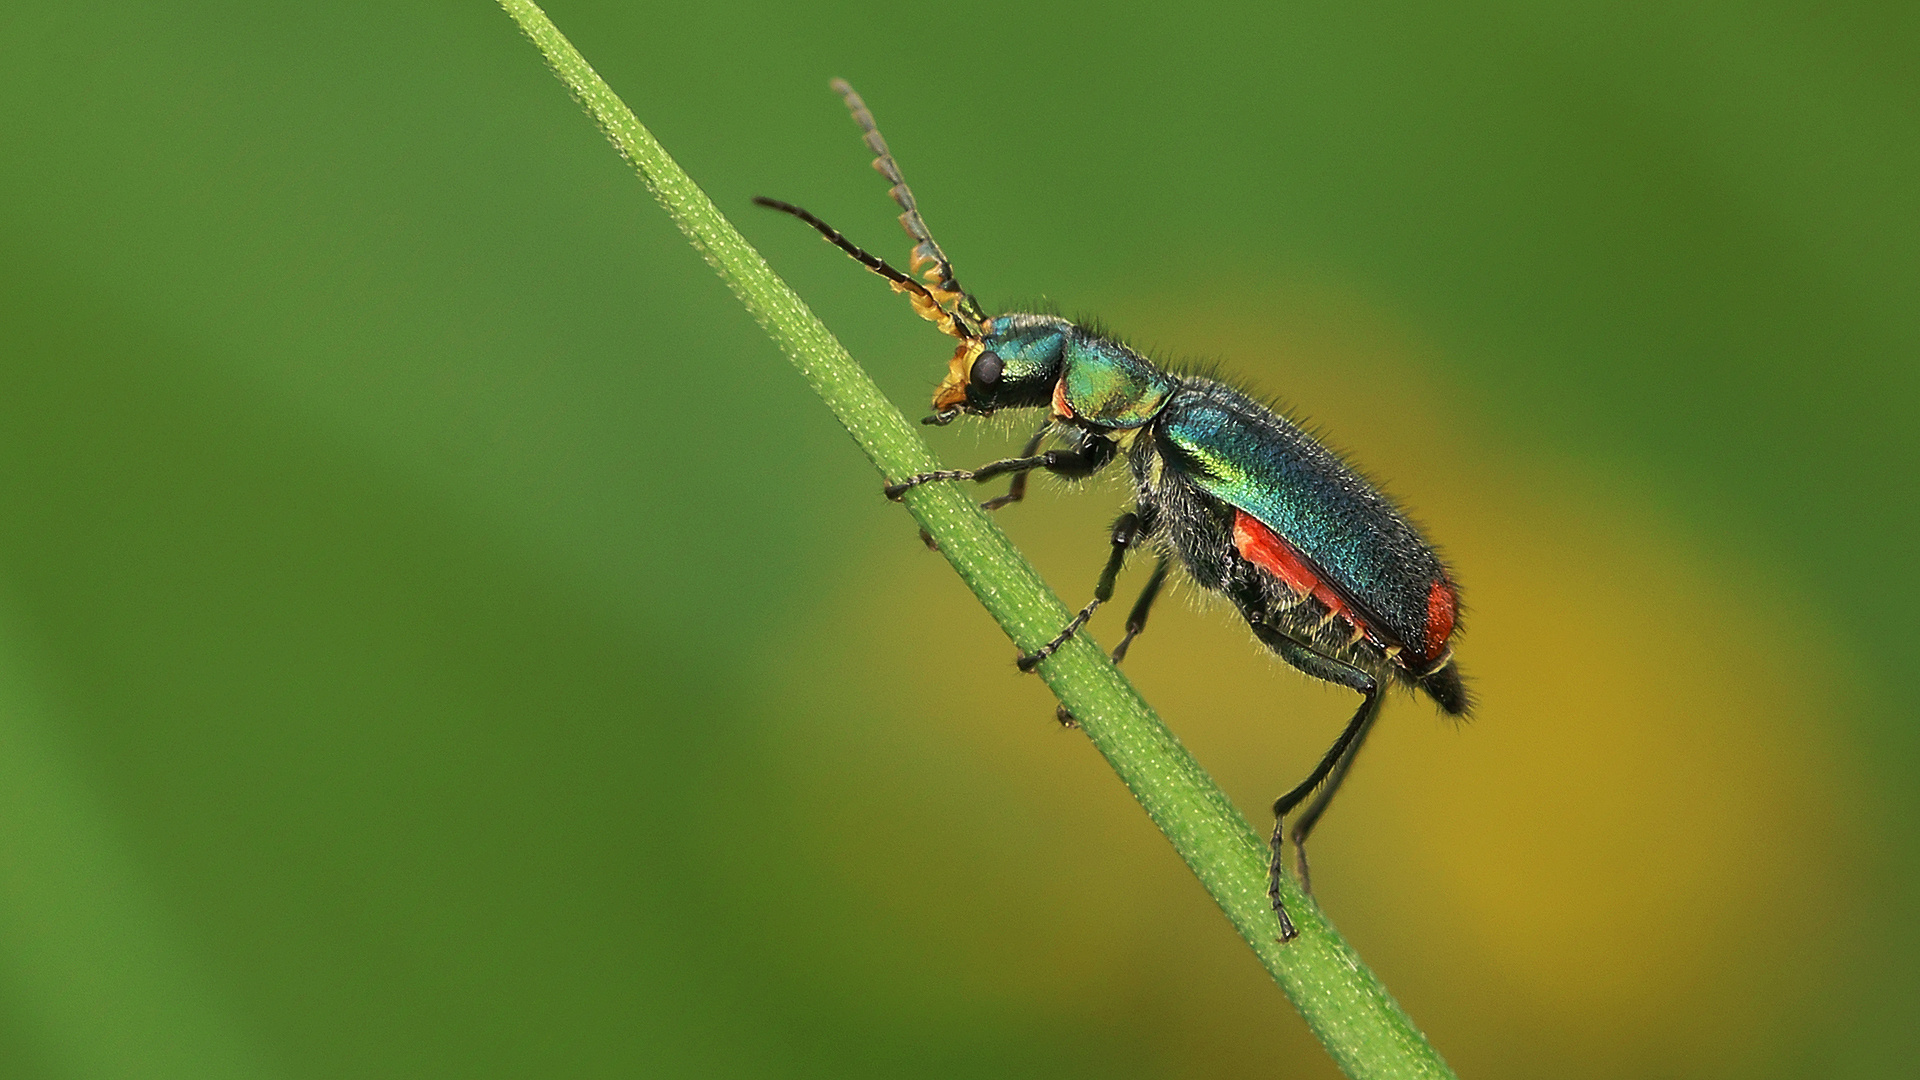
884, 469, 974, 500
1017, 598, 1101, 672
1267, 830, 1301, 942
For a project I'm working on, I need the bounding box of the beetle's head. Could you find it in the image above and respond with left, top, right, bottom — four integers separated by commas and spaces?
927, 314, 1068, 424
758, 81, 1062, 425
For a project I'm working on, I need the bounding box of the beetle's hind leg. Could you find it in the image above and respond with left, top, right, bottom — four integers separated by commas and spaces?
1256, 633, 1382, 889
1283, 691, 1382, 892
1240, 618, 1383, 939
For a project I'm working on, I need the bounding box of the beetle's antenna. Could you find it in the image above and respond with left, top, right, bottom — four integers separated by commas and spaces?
751, 196, 916, 285
831, 79, 989, 334
752, 197, 976, 341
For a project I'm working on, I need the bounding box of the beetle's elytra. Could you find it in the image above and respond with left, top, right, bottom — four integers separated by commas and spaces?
757, 81, 1468, 941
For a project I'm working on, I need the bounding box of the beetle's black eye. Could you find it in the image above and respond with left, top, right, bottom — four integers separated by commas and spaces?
971, 350, 1003, 388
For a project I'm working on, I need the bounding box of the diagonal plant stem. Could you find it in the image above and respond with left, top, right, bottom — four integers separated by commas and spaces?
495, 3, 1457, 1078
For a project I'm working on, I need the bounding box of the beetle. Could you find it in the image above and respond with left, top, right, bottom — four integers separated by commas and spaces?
756, 81, 1468, 940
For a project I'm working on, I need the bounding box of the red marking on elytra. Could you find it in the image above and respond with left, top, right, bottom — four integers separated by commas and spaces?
1232, 510, 1376, 643
1051, 378, 1075, 419
1424, 579, 1456, 661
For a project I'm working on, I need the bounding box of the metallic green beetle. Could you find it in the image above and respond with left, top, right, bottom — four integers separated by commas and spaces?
757, 81, 1467, 940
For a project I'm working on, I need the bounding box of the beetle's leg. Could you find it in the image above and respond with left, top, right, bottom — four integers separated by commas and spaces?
1110, 556, 1171, 664
884, 436, 1115, 500
1019, 599, 1101, 675
1285, 695, 1382, 892
1052, 553, 1173, 727
1251, 623, 1383, 903
1018, 510, 1147, 673
980, 424, 1051, 511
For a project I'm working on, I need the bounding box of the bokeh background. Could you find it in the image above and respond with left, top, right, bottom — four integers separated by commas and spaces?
2, 1, 1915, 1077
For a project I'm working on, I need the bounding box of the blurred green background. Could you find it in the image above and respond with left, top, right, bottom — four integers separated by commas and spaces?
1, 1, 1914, 1077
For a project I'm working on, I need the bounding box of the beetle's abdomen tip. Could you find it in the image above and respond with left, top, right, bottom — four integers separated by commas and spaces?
1421, 660, 1471, 717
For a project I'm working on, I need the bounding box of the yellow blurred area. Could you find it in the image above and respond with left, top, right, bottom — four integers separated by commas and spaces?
759, 287, 1867, 1079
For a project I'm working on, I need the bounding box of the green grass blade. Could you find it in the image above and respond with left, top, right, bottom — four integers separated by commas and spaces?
495, 3, 1457, 1076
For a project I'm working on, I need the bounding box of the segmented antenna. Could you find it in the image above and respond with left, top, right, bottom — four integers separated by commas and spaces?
751, 196, 972, 340
831, 79, 988, 333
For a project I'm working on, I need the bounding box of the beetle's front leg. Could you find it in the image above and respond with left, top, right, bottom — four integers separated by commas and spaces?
979, 423, 1051, 511
883, 434, 1115, 501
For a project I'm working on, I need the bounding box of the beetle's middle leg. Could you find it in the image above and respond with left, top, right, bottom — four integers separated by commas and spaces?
1018, 509, 1155, 673
1110, 556, 1171, 664
1046, 553, 1172, 727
